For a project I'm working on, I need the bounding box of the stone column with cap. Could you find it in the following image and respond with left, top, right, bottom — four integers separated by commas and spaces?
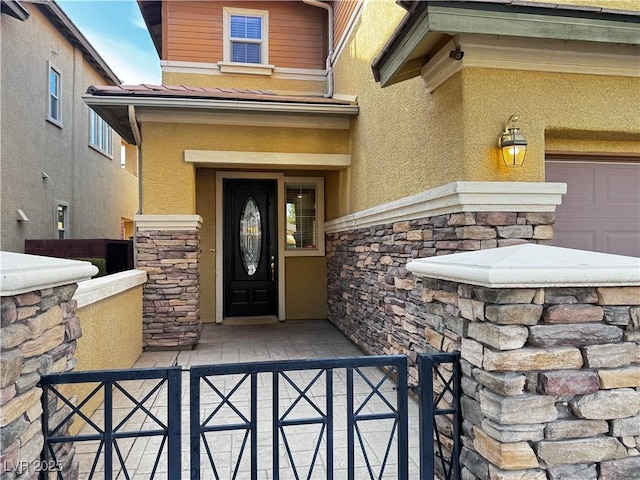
407, 244, 640, 480
135, 215, 203, 350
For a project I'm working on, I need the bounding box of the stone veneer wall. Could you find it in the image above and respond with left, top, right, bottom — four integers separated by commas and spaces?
136, 229, 201, 350
0, 285, 82, 479
326, 211, 554, 380
454, 283, 640, 479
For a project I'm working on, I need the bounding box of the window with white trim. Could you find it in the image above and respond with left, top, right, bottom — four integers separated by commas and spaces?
285, 177, 325, 257
89, 109, 113, 156
223, 7, 268, 65
47, 63, 62, 125
56, 203, 68, 239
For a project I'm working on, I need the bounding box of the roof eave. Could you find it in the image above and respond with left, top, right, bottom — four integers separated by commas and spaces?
36, 0, 121, 85
82, 95, 360, 146
137, 0, 162, 58
1, 0, 29, 20
372, 1, 640, 87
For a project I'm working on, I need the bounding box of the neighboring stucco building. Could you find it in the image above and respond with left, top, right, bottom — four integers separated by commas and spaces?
83, 0, 639, 350
0, 0, 138, 253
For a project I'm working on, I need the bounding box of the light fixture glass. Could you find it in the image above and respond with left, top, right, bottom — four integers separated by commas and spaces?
498, 115, 527, 167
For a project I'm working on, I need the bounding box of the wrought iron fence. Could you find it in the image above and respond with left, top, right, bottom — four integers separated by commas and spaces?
190, 355, 409, 480
39, 367, 181, 480
417, 352, 461, 480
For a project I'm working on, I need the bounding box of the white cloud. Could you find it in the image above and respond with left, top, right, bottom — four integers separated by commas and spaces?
129, 2, 148, 31
84, 31, 161, 85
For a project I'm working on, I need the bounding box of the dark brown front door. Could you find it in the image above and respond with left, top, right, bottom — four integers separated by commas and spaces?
223, 179, 278, 317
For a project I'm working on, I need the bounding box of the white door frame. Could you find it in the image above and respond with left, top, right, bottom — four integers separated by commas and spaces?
215, 171, 286, 323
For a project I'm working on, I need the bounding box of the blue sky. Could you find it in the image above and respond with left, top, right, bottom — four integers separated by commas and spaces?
58, 0, 161, 84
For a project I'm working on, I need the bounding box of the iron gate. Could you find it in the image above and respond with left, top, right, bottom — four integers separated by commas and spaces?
40, 353, 460, 480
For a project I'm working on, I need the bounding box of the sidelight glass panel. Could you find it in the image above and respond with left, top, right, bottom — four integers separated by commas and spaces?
240, 197, 262, 275
285, 184, 317, 249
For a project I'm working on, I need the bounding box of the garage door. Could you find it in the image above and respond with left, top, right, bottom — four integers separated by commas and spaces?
546, 158, 640, 257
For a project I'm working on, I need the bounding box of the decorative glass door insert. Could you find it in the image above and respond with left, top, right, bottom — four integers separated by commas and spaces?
239, 197, 262, 275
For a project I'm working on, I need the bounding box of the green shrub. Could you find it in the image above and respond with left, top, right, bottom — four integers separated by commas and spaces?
75, 258, 107, 277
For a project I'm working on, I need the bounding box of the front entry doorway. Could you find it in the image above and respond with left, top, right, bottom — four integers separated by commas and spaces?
223, 179, 278, 317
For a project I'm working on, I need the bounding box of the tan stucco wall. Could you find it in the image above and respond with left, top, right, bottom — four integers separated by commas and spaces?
332, 0, 464, 217
1, 7, 138, 252
71, 285, 143, 433
460, 69, 640, 182
285, 257, 327, 320
162, 71, 327, 96
196, 169, 217, 324
141, 122, 349, 214
330, 0, 640, 217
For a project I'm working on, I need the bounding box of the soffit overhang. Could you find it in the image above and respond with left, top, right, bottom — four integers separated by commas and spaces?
372, 0, 640, 87
34, 1, 120, 85
83, 93, 359, 145
137, 0, 162, 58
1, 0, 29, 20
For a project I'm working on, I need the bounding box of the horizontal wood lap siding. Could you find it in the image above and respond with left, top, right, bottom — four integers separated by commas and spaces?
166, 1, 222, 62
165, 1, 326, 69
333, 0, 358, 46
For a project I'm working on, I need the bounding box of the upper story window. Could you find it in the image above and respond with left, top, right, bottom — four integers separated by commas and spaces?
47, 62, 62, 126
89, 109, 113, 157
223, 7, 269, 65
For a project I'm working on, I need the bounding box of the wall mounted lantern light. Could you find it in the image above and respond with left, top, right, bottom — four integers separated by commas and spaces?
498, 115, 527, 167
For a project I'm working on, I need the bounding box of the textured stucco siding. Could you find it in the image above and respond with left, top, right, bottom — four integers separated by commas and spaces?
331, 0, 464, 218
140, 122, 350, 214
331, 0, 640, 218
0, 7, 138, 253
72, 285, 143, 433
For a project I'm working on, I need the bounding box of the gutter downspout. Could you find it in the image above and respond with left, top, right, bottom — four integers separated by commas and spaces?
303, 0, 334, 98
128, 105, 142, 267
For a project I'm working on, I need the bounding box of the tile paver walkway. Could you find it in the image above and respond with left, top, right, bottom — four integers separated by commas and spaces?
73, 320, 421, 479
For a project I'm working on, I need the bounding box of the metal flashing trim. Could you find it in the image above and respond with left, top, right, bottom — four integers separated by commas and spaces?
407, 243, 640, 287
324, 181, 567, 234
135, 214, 204, 231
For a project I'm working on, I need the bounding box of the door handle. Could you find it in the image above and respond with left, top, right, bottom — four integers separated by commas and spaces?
270, 256, 275, 282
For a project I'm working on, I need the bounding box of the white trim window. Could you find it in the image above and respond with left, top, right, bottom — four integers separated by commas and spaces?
223, 7, 268, 65
56, 203, 69, 239
89, 109, 113, 156
47, 62, 62, 126
284, 177, 325, 257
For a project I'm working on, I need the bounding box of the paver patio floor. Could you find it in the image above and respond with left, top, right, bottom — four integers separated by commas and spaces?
73, 320, 421, 479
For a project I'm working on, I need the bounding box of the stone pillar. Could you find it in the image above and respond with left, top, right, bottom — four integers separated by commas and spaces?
0, 252, 96, 479
135, 215, 203, 350
408, 244, 640, 480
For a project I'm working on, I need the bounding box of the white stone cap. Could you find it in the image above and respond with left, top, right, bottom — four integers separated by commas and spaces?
74, 269, 147, 309
135, 214, 203, 231
0, 252, 98, 296
325, 181, 567, 234
406, 244, 640, 288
